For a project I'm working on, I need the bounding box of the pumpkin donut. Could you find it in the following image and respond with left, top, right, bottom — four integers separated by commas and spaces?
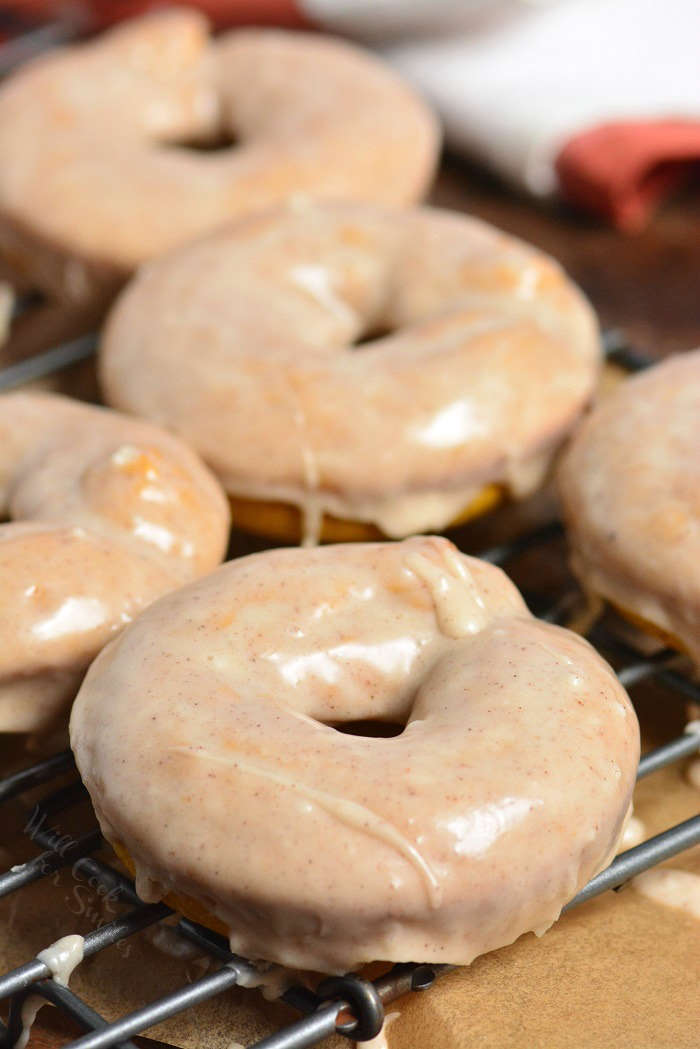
558, 350, 700, 667
70, 536, 638, 973
0, 9, 439, 308
0, 392, 229, 732
100, 201, 601, 544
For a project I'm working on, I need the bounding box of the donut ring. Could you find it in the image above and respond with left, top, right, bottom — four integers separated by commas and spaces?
0, 393, 229, 732
558, 351, 700, 667
71, 536, 638, 973
0, 10, 439, 306
101, 201, 601, 544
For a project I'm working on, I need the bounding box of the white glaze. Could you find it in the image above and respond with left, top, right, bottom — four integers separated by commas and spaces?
406, 546, 487, 639
234, 963, 296, 1001
15, 997, 44, 1049
15, 935, 85, 1049
37, 934, 85, 986
171, 744, 443, 909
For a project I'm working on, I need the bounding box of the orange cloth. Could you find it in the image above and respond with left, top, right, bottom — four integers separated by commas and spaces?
557, 121, 700, 232
0, 1, 310, 28
86, 0, 309, 28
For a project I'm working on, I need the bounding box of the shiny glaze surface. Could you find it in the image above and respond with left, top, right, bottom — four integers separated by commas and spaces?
0, 10, 438, 303
559, 351, 700, 667
0, 392, 229, 731
101, 201, 600, 542
71, 536, 638, 972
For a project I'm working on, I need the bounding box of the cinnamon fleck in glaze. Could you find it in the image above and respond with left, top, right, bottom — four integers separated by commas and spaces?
558, 351, 700, 667
71, 537, 638, 973
101, 201, 601, 543
0, 393, 229, 732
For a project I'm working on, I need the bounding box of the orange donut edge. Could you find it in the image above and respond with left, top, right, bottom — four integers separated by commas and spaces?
114, 842, 390, 985
113, 840, 230, 937
607, 601, 689, 658
228, 484, 503, 543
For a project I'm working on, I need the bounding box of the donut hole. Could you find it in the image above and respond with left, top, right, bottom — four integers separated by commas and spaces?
159, 127, 238, 155
352, 323, 394, 349
326, 717, 405, 738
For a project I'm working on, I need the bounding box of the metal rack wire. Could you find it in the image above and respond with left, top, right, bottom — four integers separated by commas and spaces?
1, 333, 699, 1049
0, 8, 82, 78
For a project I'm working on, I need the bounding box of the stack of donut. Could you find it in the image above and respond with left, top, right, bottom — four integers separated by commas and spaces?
2, 9, 696, 1048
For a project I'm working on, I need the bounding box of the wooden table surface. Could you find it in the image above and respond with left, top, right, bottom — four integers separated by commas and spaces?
13, 158, 700, 1049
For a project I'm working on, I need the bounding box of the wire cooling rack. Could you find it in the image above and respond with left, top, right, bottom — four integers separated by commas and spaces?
1, 332, 700, 1049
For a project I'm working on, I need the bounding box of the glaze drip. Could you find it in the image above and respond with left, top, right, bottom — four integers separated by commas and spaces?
15, 935, 85, 1049
171, 746, 442, 908
406, 543, 487, 639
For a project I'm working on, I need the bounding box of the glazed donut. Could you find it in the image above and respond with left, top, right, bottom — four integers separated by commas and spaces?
100, 201, 601, 544
558, 350, 700, 667
70, 536, 638, 973
0, 9, 439, 306
0, 393, 229, 732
